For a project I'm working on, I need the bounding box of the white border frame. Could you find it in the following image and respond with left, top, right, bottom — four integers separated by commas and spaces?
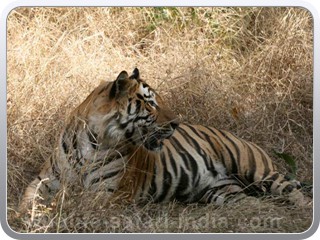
1, 0, 319, 239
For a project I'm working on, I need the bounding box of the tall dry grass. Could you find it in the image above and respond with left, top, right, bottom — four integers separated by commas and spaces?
7, 7, 313, 233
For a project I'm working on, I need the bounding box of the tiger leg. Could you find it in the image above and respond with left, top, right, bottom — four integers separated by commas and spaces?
200, 178, 247, 205
19, 158, 60, 213
257, 171, 305, 205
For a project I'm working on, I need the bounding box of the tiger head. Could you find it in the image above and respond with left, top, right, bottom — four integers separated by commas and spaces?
75, 68, 179, 152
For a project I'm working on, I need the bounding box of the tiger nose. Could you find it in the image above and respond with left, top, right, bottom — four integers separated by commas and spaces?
170, 119, 179, 129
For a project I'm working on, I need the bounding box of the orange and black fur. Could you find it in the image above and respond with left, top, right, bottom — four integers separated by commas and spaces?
19, 68, 304, 213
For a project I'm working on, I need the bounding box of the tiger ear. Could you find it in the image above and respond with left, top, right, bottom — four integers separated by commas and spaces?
116, 71, 129, 81
129, 68, 140, 79
109, 71, 129, 99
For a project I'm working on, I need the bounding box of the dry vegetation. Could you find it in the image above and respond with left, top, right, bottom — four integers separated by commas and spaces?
7, 7, 313, 233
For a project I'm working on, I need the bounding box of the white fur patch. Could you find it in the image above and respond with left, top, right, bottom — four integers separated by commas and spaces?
139, 84, 157, 106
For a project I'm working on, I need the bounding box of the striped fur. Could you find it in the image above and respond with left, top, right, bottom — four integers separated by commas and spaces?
19, 68, 304, 213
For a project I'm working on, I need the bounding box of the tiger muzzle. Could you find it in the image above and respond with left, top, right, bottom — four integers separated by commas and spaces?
143, 119, 179, 151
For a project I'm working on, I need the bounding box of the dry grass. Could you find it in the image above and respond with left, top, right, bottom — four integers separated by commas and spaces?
7, 7, 313, 233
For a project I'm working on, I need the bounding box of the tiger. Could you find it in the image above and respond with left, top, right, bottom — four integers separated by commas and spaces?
19, 68, 305, 213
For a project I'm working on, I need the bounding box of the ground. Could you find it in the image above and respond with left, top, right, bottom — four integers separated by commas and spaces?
7, 7, 313, 233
